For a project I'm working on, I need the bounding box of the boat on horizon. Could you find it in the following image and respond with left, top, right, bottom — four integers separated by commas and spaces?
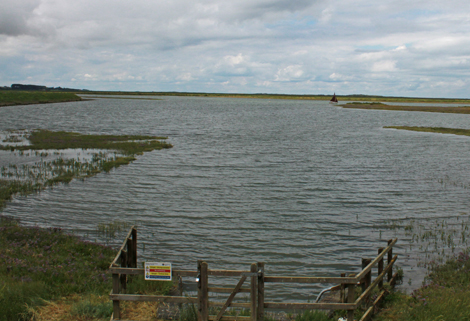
329, 93, 338, 104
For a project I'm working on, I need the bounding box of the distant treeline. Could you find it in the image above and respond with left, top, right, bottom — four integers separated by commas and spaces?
0, 84, 89, 92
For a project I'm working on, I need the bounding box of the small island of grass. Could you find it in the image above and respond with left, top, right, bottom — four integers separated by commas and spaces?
341, 102, 470, 114
0, 129, 172, 210
384, 126, 470, 137
0, 91, 82, 107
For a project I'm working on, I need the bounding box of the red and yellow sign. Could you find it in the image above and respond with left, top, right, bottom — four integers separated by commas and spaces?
145, 262, 172, 281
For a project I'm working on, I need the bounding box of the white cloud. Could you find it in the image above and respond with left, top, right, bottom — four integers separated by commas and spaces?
371, 60, 397, 72
0, 0, 470, 97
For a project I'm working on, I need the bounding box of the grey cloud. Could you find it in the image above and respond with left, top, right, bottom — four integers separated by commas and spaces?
1, 0, 470, 98
0, 0, 41, 36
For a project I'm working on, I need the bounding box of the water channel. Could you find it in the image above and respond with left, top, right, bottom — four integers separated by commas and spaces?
1, 96, 470, 300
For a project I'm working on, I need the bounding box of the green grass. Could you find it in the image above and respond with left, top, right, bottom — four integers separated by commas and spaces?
0, 216, 115, 320
384, 126, 470, 137
346, 102, 386, 105
342, 104, 470, 114
295, 310, 332, 321
1, 129, 172, 155
0, 129, 172, 211
70, 299, 113, 319
0, 91, 82, 107
0, 216, 175, 320
373, 252, 470, 321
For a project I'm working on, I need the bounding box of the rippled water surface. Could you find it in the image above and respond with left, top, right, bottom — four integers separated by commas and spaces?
1, 96, 470, 298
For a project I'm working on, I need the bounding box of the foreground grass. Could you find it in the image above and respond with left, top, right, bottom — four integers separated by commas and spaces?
373, 252, 470, 321
341, 103, 470, 114
0, 216, 114, 320
384, 126, 470, 137
0, 217, 174, 320
0, 91, 82, 107
0, 129, 172, 210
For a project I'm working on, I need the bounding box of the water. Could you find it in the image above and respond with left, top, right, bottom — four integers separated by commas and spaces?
1, 96, 470, 299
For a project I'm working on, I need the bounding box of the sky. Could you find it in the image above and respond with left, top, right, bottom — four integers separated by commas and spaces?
1, 0, 470, 98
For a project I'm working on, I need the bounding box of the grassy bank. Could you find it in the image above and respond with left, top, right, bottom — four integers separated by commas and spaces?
384, 126, 470, 137
373, 251, 470, 320
0, 215, 115, 320
0, 217, 174, 320
84, 92, 470, 104
0, 129, 172, 210
0, 91, 82, 107
341, 102, 470, 114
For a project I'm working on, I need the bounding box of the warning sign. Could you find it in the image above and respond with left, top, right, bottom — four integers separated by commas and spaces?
145, 262, 172, 281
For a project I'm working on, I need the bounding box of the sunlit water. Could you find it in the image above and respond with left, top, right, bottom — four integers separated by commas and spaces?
1, 96, 470, 300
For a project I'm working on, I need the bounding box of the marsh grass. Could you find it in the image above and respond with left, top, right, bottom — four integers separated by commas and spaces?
346, 102, 386, 105
373, 251, 470, 321
384, 126, 470, 137
179, 303, 198, 321
0, 216, 115, 320
1, 129, 172, 155
294, 310, 332, 321
342, 104, 470, 114
383, 214, 470, 272
0, 129, 172, 211
97, 220, 132, 238
0, 91, 81, 107
70, 298, 113, 319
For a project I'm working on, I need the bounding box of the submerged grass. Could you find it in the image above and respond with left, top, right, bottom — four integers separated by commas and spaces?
384, 126, 470, 137
0, 129, 172, 211
1, 129, 172, 155
0, 91, 82, 107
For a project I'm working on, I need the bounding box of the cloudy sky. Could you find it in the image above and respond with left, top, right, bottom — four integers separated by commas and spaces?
1, 0, 470, 97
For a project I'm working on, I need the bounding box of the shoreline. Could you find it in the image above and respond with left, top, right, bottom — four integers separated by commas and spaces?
340, 102, 470, 114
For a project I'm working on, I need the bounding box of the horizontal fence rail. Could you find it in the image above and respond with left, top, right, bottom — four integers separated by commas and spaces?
109, 227, 399, 321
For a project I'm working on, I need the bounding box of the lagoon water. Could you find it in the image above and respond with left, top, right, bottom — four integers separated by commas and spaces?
1, 96, 470, 299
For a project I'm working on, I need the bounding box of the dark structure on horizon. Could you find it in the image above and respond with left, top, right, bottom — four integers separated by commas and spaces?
8, 84, 88, 92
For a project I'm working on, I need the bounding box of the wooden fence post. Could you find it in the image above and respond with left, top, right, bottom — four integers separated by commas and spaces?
361, 259, 367, 293
112, 273, 120, 319
126, 237, 133, 268
197, 261, 209, 321
340, 273, 346, 303
347, 280, 355, 321
257, 262, 265, 321
250, 263, 258, 321
378, 248, 384, 289
132, 228, 137, 268
387, 239, 393, 282
120, 251, 127, 293
365, 259, 372, 303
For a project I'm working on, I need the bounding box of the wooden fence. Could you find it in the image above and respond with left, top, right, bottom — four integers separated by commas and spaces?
109, 227, 399, 321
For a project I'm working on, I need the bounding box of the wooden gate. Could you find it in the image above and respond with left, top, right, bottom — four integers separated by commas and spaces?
109, 227, 399, 321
